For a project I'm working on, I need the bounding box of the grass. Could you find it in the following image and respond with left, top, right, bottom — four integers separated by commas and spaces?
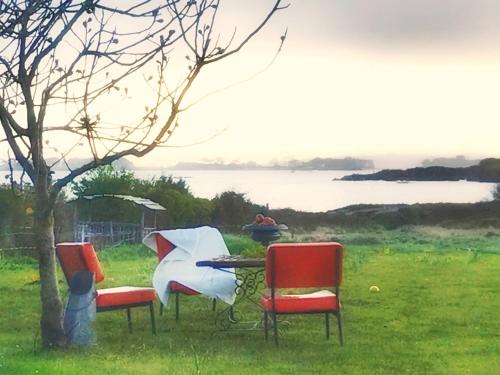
0, 228, 499, 374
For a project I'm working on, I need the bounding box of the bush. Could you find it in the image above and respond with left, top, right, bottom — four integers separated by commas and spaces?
0, 185, 34, 249
492, 184, 500, 201
71, 166, 213, 228
223, 234, 264, 256
211, 191, 264, 227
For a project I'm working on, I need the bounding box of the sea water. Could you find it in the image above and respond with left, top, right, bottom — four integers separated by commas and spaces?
10, 169, 495, 212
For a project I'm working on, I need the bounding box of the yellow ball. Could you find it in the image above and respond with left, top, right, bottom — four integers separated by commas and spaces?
369, 285, 380, 292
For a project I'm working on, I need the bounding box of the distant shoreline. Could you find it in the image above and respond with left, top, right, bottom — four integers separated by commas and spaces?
0, 166, 377, 172
0, 157, 375, 172
341, 159, 500, 183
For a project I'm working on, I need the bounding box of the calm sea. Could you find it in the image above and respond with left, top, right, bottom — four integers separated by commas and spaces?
135, 169, 494, 212
9, 169, 495, 212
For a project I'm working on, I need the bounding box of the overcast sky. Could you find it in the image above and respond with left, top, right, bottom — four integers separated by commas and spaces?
4, 0, 500, 168
144, 0, 500, 168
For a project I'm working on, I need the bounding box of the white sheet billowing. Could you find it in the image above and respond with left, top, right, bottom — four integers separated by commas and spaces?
143, 226, 236, 306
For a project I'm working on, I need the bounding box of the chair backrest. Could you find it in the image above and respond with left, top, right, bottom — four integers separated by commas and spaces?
266, 242, 343, 289
55, 242, 105, 285
154, 233, 176, 261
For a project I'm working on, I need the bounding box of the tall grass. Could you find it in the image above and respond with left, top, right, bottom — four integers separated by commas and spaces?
0, 228, 499, 374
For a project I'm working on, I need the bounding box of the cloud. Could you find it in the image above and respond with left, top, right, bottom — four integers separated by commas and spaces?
287, 0, 500, 49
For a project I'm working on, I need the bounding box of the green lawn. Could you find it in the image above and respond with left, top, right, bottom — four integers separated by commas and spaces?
0, 228, 499, 374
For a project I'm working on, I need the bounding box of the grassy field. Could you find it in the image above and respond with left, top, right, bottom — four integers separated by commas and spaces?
0, 227, 499, 374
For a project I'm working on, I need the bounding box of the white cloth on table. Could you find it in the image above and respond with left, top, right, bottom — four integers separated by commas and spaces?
142, 226, 236, 306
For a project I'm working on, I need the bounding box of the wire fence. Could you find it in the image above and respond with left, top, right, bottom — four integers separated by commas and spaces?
0, 227, 36, 256
74, 221, 156, 248
0, 223, 256, 257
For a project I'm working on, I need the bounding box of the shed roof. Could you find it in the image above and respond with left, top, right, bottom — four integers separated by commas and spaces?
72, 194, 166, 211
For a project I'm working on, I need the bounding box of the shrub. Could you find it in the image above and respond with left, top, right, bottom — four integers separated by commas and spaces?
0, 185, 34, 249
71, 166, 213, 228
211, 191, 264, 227
492, 184, 500, 201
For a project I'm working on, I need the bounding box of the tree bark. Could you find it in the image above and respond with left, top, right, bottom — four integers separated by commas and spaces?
34, 185, 66, 349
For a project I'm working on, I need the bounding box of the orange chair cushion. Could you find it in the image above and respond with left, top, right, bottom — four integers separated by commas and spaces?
155, 233, 176, 261
96, 286, 156, 308
266, 243, 343, 288
154, 234, 199, 295
169, 281, 200, 295
260, 290, 339, 314
56, 242, 105, 284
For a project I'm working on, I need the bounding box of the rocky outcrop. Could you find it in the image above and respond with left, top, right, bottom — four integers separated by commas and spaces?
341, 158, 500, 183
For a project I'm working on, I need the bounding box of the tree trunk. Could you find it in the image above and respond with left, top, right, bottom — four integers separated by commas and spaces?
35, 187, 66, 349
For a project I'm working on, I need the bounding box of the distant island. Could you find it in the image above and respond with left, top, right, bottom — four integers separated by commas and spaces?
421, 155, 480, 168
341, 158, 500, 183
0, 156, 374, 172
169, 157, 375, 171
0, 157, 134, 171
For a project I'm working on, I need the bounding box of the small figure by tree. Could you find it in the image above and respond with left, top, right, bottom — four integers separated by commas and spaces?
492, 184, 500, 201
0, 0, 287, 348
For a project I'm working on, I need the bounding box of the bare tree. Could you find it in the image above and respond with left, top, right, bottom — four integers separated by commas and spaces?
0, 0, 287, 349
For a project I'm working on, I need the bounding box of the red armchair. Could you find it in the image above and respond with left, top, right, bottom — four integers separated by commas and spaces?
154, 233, 216, 321
260, 242, 344, 347
56, 242, 156, 334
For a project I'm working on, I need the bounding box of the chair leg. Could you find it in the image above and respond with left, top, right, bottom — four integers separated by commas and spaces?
175, 293, 180, 322
336, 312, 343, 346
325, 313, 330, 340
149, 302, 156, 335
272, 313, 279, 347
264, 311, 269, 341
126, 308, 132, 334
229, 306, 235, 322
212, 298, 217, 311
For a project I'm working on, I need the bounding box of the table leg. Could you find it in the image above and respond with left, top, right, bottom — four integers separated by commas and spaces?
215, 268, 265, 330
